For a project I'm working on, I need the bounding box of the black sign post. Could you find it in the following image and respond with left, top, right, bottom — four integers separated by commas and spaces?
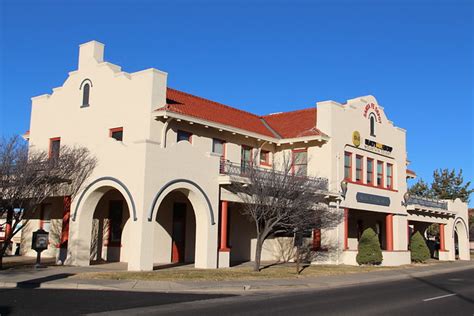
294, 231, 304, 275
32, 228, 49, 268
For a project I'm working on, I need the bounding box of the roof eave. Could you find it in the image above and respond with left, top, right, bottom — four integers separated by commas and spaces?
155, 110, 279, 143
155, 110, 330, 146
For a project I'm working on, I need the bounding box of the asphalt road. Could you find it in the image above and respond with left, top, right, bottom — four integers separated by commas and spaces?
1, 268, 473, 316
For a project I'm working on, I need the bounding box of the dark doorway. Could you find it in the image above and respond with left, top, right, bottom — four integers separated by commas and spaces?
171, 203, 187, 263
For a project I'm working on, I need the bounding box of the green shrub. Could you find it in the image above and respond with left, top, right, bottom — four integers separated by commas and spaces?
356, 228, 383, 265
410, 231, 430, 263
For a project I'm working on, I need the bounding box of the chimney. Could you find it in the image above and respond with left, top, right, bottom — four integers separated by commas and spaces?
78, 40, 105, 69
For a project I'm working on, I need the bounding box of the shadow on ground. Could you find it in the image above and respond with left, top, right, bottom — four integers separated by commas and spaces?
0, 288, 235, 315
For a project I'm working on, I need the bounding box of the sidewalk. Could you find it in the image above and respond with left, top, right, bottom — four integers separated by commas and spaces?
1, 260, 473, 294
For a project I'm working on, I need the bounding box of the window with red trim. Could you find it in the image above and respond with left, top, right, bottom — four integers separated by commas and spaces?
177, 130, 192, 143
367, 158, 374, 185
260, 150, 271, 166
212, 138, 225, 157
355, 155, 363, 183
344, 152, 352, 180
109, 127, 123, 141
292, 149, 307, 176
241, 145, 252, 174
377, 161, 384, 187
386, 163, 393, 189
49, 137, 61, 160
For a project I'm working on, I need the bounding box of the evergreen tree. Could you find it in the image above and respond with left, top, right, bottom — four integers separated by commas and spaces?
356, 228, 383, 265
408, 169, 473, 203
431, 169, 473, 203
408, 178, 433, 197
410, 231, 430, 263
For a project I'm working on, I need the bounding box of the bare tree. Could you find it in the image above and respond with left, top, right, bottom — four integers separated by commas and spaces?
0, 136, 97, 268
228, 152, 341, 272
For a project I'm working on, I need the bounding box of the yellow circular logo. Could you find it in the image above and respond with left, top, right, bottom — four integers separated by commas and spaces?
352, 131, 361, 147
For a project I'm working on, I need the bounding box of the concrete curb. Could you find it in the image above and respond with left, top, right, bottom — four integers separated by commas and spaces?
1, 262, 472, 293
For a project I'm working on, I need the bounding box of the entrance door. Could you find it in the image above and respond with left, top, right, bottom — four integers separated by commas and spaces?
241, 146, 252, 174
171, 203, 187, 263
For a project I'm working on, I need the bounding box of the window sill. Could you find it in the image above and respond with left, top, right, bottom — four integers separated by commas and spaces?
347, 180, 398, 192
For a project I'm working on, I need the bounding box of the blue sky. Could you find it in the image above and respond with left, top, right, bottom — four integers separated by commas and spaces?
1, 0, 473, 205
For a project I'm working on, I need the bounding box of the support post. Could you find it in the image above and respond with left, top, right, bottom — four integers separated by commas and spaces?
60, 196, 71, 249
386, 213, 393, 251
218, 200, 230, 268
219, 200, 230, 251
439, 223, 446, 251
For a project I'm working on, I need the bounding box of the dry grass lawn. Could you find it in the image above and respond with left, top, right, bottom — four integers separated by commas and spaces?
74, 263, 409, 282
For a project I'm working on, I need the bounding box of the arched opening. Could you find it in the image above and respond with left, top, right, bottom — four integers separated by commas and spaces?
89, 188, 130, 264
454, 219, 469, 260
369, 114, 376, 137
408, 221, 440, 259
82, 83, 90, 107
154, 190, 196, 266
72, 181, 134, 268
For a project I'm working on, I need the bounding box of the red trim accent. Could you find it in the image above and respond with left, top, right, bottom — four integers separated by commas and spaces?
213, 138, 226, 158
439, 223, 446, 251
260, 150, 271, 166
291, 148, 307, 175
344, 151, 352, 181
377, 160, 384, 188
312, 228, 321, 250
355, 155, 363, 183
48, 137, 61, 159
367, 158, 374, 185
386, 214, 393, 251
346, 180, 398, 192
219, 200, 230, 251
241, 145, 253, 163
344, 208, 349, 250
109, 127, 123, 137
386, 163, 393, 190
4, 209, 13, 244
60, 196, 71, 249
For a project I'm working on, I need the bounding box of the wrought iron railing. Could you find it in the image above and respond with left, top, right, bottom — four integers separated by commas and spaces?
407, 195, 448, 210
219, 160, 328, 190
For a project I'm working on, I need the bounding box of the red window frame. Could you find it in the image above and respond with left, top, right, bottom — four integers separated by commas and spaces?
386, 163, 393, 190
177, 130, 193, 143
212, 138, 226, 158
366, 158, 374, 186
49, 137, 61, 160
344, 151, 352, 181
109, 127, 123, 141
106, 200, 123, 247
260, 150, 271, 166
292, 149, 308, 175
355, 155, 363, 183
377, 161, 384, 188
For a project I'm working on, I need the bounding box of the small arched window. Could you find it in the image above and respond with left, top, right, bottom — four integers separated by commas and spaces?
82, 83, 90, 107
370, 114, 376, 136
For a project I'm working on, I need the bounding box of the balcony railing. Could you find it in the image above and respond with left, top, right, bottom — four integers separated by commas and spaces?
219, 160, 328, 191
407, 195, 448, 210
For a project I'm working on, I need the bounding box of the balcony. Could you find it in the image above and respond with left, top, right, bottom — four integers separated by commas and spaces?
218, 160, 329, 191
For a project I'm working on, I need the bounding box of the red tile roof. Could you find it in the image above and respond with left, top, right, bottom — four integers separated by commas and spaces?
158, 88, 324, 140
407, 169, 416, 176
262, 108, 321, 138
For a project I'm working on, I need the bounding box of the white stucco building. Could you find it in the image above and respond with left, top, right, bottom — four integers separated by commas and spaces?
20, 41, 470, 270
